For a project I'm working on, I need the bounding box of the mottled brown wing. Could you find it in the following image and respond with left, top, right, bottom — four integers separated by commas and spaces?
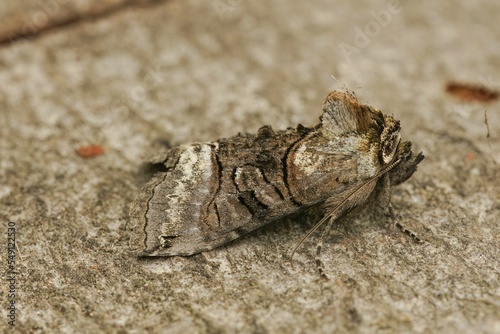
132, 133, 359, 257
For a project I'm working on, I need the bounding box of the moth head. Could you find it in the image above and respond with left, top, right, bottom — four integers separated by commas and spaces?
380, 114, 401, 165
388, 141, 425, 186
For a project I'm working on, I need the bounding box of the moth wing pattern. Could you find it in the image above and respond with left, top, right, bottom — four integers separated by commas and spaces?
132, 127, 361, 257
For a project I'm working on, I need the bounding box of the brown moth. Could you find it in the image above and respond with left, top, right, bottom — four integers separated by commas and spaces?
131, 90, 424, 263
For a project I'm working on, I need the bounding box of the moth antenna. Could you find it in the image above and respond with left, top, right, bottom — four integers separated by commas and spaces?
289, 158, 402, 269
290, 207, 334, 269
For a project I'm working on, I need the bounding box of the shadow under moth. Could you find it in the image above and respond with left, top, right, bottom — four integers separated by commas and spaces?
131, 90, 424, 274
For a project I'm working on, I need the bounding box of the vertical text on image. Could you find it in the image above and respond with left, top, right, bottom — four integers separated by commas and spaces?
6, 221, 17, 326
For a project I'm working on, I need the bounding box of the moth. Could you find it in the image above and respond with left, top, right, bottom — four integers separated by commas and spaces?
131, 90, 424, 264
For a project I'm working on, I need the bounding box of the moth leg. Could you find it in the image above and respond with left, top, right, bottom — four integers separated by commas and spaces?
377, 175, 395, 218
395, 222, 423, 244
378, 175, 422, 243
315, 216, 335, 281
315, 241, 328, 281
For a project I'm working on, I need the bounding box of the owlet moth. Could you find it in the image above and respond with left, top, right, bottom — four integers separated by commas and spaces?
131, 90, 424, 265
